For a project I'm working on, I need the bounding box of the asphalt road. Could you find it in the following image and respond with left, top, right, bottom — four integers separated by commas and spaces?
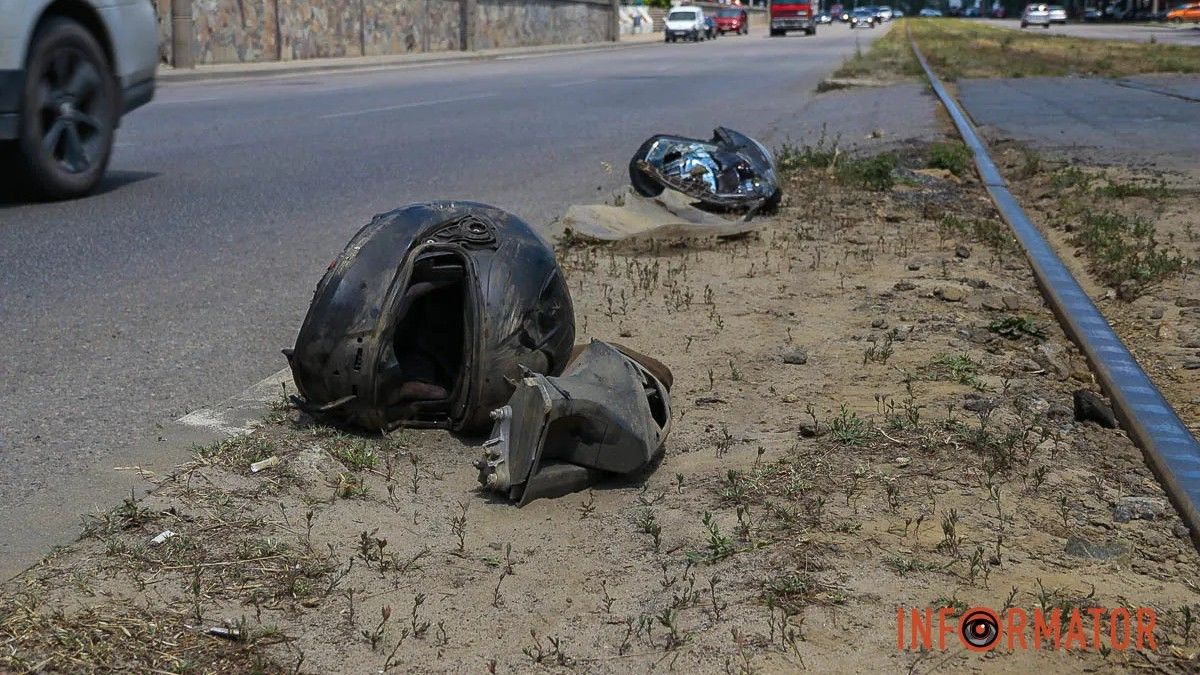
0, 23, 886, 577
959, 74, 1200, 171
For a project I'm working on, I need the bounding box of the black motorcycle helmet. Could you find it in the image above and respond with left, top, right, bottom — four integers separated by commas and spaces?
285, 202, 575, 433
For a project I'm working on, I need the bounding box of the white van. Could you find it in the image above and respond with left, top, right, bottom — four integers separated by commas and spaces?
664, 6, 707, 42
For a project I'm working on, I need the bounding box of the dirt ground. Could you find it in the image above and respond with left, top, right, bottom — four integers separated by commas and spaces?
4, 137, 1200, 674
990, 142, 1200, 433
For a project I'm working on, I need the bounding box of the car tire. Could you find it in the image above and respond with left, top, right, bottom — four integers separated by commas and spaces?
1043, 23, 1050, 28
14, 17, 117, 200
1020, 20, 1027, 27
1169, 17, 1181, 23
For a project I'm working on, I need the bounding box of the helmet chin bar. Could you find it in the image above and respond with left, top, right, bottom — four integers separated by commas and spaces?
474, 340, 673, 506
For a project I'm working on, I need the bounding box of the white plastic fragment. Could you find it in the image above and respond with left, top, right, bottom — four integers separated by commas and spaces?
250, 455, 281, 473
150, 530, 177, 545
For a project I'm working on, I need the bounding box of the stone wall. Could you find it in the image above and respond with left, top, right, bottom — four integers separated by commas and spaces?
165, 0, 612, 65
474, 0, 611, 50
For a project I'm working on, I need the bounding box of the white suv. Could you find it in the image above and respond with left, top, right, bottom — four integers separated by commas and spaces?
0, 0, 158, 199
664, 6, 707, 42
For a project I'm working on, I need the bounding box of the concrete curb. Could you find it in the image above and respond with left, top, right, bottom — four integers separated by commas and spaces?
159, 36, 663, 84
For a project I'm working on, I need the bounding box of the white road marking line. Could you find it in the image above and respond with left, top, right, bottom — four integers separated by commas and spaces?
548, 78, 599, 88
151, 96, 227, 105
320, 92, 497, 119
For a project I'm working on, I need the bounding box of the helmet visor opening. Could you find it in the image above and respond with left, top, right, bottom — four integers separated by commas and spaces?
384, 251, 471, 414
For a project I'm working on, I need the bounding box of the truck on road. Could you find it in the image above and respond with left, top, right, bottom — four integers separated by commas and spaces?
770, 0, 817, 36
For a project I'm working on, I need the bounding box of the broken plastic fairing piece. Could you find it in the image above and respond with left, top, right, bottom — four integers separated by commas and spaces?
628, 127, 782, 218
474, 340, 673, 505
285, 202, 575, 434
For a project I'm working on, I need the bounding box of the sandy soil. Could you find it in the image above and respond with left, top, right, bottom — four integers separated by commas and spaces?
3, 141, 1200, 674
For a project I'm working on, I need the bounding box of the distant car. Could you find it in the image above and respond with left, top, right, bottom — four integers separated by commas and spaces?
714, 7, 750, 33
839, 8, 852, 20
964, 6, 981, 16
850, 7, 879, 27
704, 16, 720, 38
816, 12, 833, 23
1048, 5, 1068, 22
1083, 6, 1103, 19
991, 6, 1007, 17
1168, 2, 1200, 22
893, 9, 905, 16
664, 6, 707, 42
1021, 3, 1052, 26
877, 5, 895, 19
919, 7, 944, 15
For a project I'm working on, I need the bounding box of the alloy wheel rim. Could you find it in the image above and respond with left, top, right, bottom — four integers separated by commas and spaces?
34, 47, 106, 175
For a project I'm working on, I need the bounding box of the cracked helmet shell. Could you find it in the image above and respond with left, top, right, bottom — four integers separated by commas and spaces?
287, 201, 575, 433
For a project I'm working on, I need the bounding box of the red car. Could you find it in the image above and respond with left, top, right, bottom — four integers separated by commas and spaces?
714, 7, 750, 34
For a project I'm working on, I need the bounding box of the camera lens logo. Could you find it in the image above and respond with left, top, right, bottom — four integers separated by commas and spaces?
960, 608, 1000, 652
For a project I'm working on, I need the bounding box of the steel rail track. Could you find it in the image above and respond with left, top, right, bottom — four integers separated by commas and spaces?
907, 28, 1200, 548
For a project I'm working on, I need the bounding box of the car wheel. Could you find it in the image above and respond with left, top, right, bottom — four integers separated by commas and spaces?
14, 17, 117, 200
1043, 23, 1050, 28
1020, 20, 1027, 27
1169, 16, 1182, 23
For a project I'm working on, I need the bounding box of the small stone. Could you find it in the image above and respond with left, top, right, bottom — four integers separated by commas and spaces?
963, 396, 998, 413
1070, 361, 1093, 383
1118, 496, 1167, 521
781, 348, 809, 365
895, 456, 911, 467
1033, 343, 1070, 380
619, 329, 633, 337
937, 287, 966, 303
907, 262, 921, 271
1175, 524, 1191, 539
955, 245, 971, 259
1001, 295, 1025, 311
1150, 308, 1165, 320
798, 420, 822, 438
872, 318, 887, 329
1157, 323, 1177, 341
1117, 280, 1141, 302
1183, 359, 1200, 370
894, 281, 916, 292
1046, 403, 1074, 420
1063, 536, 1130, 560
1183, 338, 1200, 349
1176, 297, 1200, 308
1074, 390, 1117, 428
1112, 504, 1132, 523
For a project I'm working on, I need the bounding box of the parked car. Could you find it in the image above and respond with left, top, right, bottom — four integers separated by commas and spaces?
665, 6, 707, 42
1082, 6, 1104, 19
1021, 3, 1052, 26
1048, 5, 1068, 22
991, 5, 1007, 17
0, 0, 157, 199
1168, 2, 1200, 23
919, 7, 945, 15
877, 5, 895, 19
850, 7, 879, 27
893, 9, 905, 16
816, 12, 834, 23
964, 6, 981, 16
704, 16, 720, 38
714, 7, 750, 34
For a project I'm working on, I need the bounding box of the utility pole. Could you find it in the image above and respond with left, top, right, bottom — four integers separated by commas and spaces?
171, 0, 194, 68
